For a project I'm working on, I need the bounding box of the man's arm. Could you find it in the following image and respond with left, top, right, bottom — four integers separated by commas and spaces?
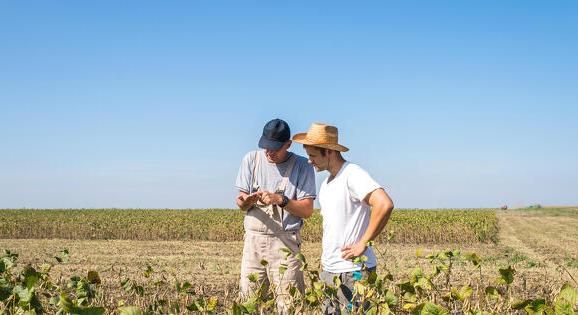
284, 197, 314, 218
341, 188, 394, 259
260, 192, 314, 218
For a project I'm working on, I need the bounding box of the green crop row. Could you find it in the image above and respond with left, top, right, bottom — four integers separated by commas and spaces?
0, 209, 499, 244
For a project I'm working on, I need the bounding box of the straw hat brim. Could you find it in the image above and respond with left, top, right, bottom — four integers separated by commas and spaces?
292, 133, 349, 152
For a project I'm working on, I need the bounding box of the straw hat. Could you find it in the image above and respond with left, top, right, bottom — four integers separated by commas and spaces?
292, 123, 349, 152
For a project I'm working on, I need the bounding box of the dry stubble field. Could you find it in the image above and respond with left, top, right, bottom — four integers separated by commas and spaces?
1, 207, 577, 313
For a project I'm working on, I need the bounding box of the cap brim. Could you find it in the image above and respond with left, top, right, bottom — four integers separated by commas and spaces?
292, 133, 349, 152
258, 136, 285, 150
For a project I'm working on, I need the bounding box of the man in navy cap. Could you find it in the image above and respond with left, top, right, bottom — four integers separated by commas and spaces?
235, 118, 316, 311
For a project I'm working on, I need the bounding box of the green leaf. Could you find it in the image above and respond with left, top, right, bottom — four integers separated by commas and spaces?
187, 302, 200, 311
279, 263, 287, 275
2, 250, 18, 270
512, 300, 532, 310
366, 305, 378, 315
143, 265, 153, 278
398, 281, 415, 294
232, 302, 248, 315
242, 297, 257, 313
352, 255, 369, 265
403, 291, 417, 303
117, 306, 144, 315
23, 266, 40, 289
206, 296, 218, 311
58, 293, 75, 312
380, 303, 391, 314
554, 302, 575, 315
260, 259, 268, 267
289, 285, 297, 298
410, 267, 425, 284
415, 277, 433, 291
485, 286, 501, 299
55, 249, 70, 264
306, 292, 319, 306
458, 285, 473, 301
49, 296, 60, 306
313, 281, 324, 290
420, 302, 449, 315
40, 263, 52, 273
14, 285, 34, 306
247, 273, 258, 283
498, 266, 515, 285
402, 302, 417, 311
176, 280, 193, 293
464, 252, 482, 268
524, 299, 548, 314
76, 279, 92, 301
279, 247, 292, 259
384, 290, 397, 307
295, 252, 306, 264
87, 271, 101, 284
367, 270, 378, 284
437, 252, 449, 260
57, 292, 104, 315
74, 307, 106, 315
556, 283, 577, 306
416, 248, 424, 258
384, 272, 394, 281
333, 275, 341, 288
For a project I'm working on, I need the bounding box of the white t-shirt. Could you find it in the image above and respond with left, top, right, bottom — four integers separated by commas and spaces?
319, 162, 382, 273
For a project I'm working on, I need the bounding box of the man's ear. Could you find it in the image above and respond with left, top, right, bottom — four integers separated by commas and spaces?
285, 140, 292, 149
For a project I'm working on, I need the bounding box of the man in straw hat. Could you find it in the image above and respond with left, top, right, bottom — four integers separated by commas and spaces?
235, 118, 316, 311
293, 122, 394, 314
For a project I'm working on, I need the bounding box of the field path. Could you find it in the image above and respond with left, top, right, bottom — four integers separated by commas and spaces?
498, 208, 578, 268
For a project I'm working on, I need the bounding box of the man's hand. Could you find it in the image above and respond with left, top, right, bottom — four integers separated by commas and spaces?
237, 191, 263, 211
341, 241, 368, 260
260, 192, 283, 206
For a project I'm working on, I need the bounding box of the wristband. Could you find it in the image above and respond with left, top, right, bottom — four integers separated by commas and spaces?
279, 195, 289, 208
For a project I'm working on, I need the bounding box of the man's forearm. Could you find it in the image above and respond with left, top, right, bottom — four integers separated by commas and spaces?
284, 198, 314, 218
361, 204, 393, 243
236, 193, 256, 211
237, 199, 249, 211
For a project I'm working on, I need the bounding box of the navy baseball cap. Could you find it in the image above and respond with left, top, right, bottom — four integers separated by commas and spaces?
258, 118, 291, 150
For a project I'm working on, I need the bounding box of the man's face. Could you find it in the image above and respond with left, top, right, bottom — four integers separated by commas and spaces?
265, 141, 291, 163
305, 146, 329, 172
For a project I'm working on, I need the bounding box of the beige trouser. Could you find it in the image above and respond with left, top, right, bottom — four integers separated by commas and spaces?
240, 204, 304, 312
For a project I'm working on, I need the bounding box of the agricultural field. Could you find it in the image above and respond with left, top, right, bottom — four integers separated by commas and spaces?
1, 207, 577, 314
0, 209, 498, 243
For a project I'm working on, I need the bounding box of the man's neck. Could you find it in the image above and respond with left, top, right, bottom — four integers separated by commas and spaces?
272, 151, 291, 164
327, 157, 346, 181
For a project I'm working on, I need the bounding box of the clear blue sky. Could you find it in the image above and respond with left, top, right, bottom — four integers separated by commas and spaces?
1, 1, 577, 209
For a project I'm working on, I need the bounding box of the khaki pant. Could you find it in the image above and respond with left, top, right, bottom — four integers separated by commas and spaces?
239, 231, 304, 309
240, 205, 304, 312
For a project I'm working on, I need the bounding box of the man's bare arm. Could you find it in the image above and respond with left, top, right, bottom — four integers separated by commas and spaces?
341, 188, 394, 259
260, 192, 314, 218
360, 188, 394, 243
